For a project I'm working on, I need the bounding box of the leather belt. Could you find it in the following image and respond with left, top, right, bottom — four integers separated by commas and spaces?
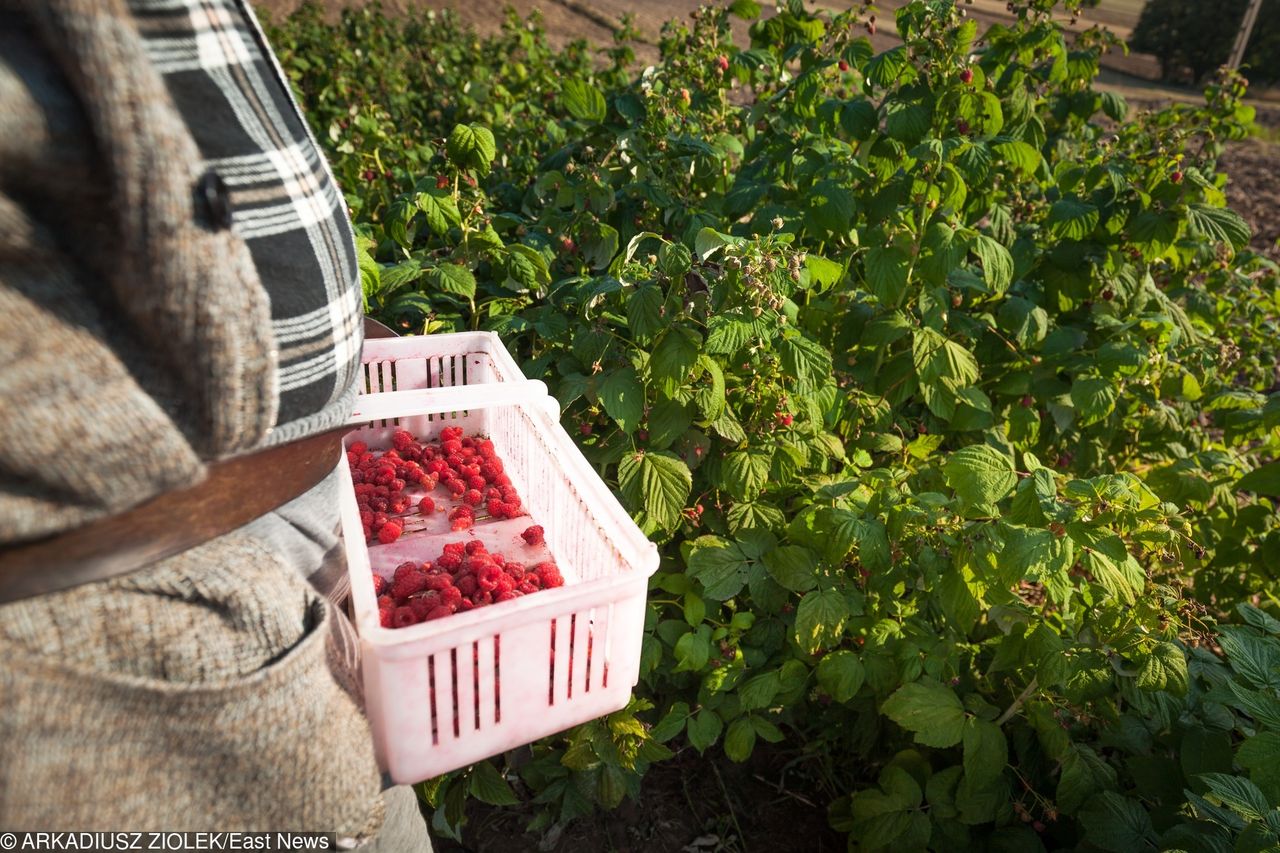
0, 425, 349, 605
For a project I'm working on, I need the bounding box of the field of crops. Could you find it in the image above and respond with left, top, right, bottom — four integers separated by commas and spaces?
264, 1, 1280, 850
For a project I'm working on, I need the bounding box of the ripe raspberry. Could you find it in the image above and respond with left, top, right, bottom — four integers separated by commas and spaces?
838, 59, 849, 72
494, 574, 516, 596
392, 430, 415, 450
449, 508, 473, 531
443, 542, 466, 557
495, 591, 518, 603
390, 478, 406, 492
580, 423, 592, 436
446, 479, 467, 496
379, 605, 394, 628
467, 475, 486, 491
440, 586, 463, 608
521, 525, 545, 546
473, 590, 493, 606
456, 575, 478, 596
378, 521, 404, 545
517, 580, 539, 595
435, 174, 449, 189
960, 67, 974, 84
372, 574, 388, 597
1171, 169, 1184, 184
464, 489, 483, 506
426, 605, 453, 621
359, 510, 374, 527
392, 564, 427, 598
493, 473, 511, 488
418, 496, 435, 514
441, 426, 463, 442
465, 540, 487, 556
437, 553, 462, 571
389, 497, 410, 514
409, 597, 433, 621
715, 54, 729, 72
442, 439, 463, 455
480, 461, 503, 479
505, 562, 526, 581
458, 597, 475, 612
349, 441, 368, 456
368, 497, 388, 512
392, 606, 418, 629
425, 573, 454, 592
487, 498, 506, 518
477, 564, 503, 592
536, 561, 564, 588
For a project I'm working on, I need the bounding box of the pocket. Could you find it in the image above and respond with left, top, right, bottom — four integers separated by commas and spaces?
0, 535, 384, 835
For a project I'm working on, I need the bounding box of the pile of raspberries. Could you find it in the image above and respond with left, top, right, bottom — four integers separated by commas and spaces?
376, 535, 563, 628
348, 425, 525, 544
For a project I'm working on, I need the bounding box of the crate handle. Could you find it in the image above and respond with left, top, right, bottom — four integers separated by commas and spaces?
348, 381, 551, 425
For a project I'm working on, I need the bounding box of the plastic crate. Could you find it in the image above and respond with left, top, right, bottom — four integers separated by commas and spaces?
357, 331, 525, 406
340, 383, 660, 784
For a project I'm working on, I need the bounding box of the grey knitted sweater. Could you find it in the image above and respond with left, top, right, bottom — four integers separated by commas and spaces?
0, 0, 391, 837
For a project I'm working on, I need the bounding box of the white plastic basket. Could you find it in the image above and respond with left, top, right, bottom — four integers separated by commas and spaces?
340, 383, 660, 784
358, 331, 525, 400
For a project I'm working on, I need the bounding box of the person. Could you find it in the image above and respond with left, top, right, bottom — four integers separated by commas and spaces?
0, 0, 431, 846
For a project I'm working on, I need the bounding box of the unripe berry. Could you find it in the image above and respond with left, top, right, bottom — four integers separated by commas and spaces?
715, 55, 730, 72
1171, 169, 1184, 184
579, 422, 592, 436
1020, 395, 1034, 408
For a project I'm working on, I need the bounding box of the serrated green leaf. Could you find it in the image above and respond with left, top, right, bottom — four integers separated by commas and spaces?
599, 366, 644, 433
469, 761, 520, 806
446, 123, 496, 175
944, 445, 1017, 509
687, 709, 723, 753
882, 681, 966, 748
1047, 198, 1099, 240
763, 545, 818, 592
618, 451, 692, 531
817, 650, 865, 702
561, 78, 607, 122
795, 589, 849, 655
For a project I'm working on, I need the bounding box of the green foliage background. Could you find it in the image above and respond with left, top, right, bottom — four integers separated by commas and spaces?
268, 1, 1280, 848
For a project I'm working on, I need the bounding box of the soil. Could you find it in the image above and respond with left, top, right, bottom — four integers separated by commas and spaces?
431, 744, 847, 853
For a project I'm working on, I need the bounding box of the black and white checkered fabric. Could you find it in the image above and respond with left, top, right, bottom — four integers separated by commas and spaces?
128, 0, 363, 440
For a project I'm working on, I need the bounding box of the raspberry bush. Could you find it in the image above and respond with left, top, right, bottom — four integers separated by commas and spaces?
270, 1, 1280, 848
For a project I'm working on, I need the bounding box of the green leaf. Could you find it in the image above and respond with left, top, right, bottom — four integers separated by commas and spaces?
1047, 198, 1099, 240
723, 447, 773, 501
651, 702, 690, 743
739, 670, 782, 711
1239, 460, 1280, 495
686, 537, 754, 600
991, 139, 1042, 176
1057, 745, 1117, 815
884, 100, 932, 145
882, 681, 966, 748
914, 328, 980, 387
627, 285, 665, 343
963, 718, 1008, 788
446, 123, 496, 175
416, 189, 462, 236
687, 708, 723, 753
943, 445, 1017, 509
674, 630, 709, 672
794, 589, 849, 654
1078, 792, 1154, 852
1218, 628, 1280, 689
651, 327, 701, 394
1071, 377, 1118, 425
427, 263, 476, 299
763, 545, 818, 592
706, 313, 758, 354
1187, 203, 1250, 250
469, 761, 520, 806
1238, 732, 1280, 804
647, 399, 691, 449
506, 243, 551, 291
971, 234, 1013, 294
729, 0, 762, 18
1199, 773, 1273, 821
561, 78, 607, 122
723, 718, 757, 762
817, 651, 866, 702
779, 334, 833, 393
865, 246, 911, 305
599, 366, 645, 433
1136, 641, 1189, 695
617, 451, 692, 531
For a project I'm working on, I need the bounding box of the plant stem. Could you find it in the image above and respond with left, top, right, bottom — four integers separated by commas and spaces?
996, 677, 1039, 726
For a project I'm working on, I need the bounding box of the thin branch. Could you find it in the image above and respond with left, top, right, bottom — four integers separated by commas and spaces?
996, 677, 1039, 726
